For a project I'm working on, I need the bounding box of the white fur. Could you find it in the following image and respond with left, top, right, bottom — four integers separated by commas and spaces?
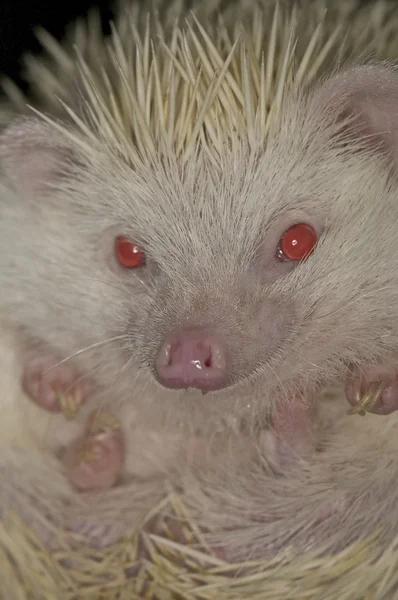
1, 0, 398, 586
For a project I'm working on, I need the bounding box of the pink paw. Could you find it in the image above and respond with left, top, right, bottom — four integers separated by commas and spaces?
22, 356, 90, 417
62, 410, 125, 491
345, 367, 398, 415
260, 398, 316, 468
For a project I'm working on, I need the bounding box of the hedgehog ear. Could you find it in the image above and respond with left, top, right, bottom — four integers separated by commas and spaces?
312, 65, 398, 164
0, 118, 77, 197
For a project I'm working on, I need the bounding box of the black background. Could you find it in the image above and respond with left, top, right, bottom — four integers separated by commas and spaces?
0, 0, 393, 87
0, 0, 113, 85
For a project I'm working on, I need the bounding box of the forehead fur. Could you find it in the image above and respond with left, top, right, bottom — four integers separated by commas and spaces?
5, 0, 397, 287
60, 106, 386, 295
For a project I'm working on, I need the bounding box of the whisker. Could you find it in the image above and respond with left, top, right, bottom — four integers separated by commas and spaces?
79, 273, 154, 295
61, 362, 106, 398
84, 278, 132, 296
81, 360, 134, 438
131, 272, 153, 293
118, 354, 135, 375
84, 356, 145, 438
42, 335, 128, 374
264, 362, 291, 406
290, 355, 322, 371
305, 284, 398, 323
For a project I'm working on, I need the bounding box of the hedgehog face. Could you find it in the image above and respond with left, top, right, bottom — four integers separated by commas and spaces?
3, 64, 398, 424
89, 63, 398, 403
95, 150, 305, 394
81, 122, 386, 401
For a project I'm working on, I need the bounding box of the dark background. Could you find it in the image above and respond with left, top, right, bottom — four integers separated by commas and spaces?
0, 0, 392, 87
0, 0, 114, 86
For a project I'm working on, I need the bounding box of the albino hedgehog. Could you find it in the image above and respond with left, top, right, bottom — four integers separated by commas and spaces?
3, 0, 398, 597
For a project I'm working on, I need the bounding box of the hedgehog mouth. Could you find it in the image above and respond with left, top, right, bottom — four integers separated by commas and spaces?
153, 370, 233, 394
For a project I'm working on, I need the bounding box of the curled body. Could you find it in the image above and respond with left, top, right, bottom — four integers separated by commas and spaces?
2, 0, 398, 590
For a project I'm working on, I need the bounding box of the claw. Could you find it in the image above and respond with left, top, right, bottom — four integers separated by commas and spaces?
84, 409, 120, 435
58, 388, 85, 420
63, 409, 124, 491
346, 381, 385, 416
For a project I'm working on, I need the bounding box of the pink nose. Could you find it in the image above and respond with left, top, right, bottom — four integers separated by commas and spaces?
155, 328, 228, 391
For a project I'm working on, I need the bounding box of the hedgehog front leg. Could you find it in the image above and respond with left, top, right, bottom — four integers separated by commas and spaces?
22, 354, 90, 417
259, 397, 316, 469
62, 410, 125, 491
22, 352, 125, 490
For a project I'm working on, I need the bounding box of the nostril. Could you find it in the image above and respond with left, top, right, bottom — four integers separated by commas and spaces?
156, 341, 174, 368
165, 345, 172, 367
167, 341, 178, 367
192, 342, 212, 369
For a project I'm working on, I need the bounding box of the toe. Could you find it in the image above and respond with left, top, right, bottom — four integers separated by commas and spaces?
373, 382, 398, 415
22, 356, 89, 416
22, 358, 60, 411
345, 368, 398, 415
63, 413, 124, 491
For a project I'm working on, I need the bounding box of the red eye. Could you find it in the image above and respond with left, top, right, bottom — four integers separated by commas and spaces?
115, 236, 146, 268
278, 223, 317, 261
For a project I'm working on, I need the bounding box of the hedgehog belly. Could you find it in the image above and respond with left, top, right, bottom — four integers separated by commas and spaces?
2, 322, 398, 593
0, 327, 392, 569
